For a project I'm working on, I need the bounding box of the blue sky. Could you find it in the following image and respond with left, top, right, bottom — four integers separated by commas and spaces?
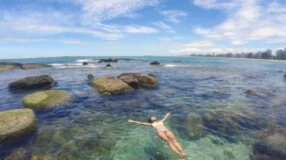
0, 0, 285, 58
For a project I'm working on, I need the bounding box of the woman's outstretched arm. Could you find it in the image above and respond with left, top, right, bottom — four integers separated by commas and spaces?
161, 112, 171, 122
128, 119, 151, 126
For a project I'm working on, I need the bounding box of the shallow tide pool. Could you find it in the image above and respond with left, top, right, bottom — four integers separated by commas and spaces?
1, 56, 286, 160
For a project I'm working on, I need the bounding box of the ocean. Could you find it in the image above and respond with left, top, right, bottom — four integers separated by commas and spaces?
0, 56, 286, 160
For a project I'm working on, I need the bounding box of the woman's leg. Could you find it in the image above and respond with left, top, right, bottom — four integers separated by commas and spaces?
157, 132, 182, 156
166, 131, 185, 155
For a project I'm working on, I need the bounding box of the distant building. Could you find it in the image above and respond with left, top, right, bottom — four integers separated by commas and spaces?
276, 48, 286, 60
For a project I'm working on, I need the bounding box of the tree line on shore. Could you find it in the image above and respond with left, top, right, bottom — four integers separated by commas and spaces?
190, 48, 286, 60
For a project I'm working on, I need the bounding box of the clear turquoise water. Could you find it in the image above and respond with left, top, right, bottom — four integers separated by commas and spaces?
0, 56, 286, 160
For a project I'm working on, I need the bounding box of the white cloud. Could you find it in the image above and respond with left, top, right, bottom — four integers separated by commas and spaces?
193, 0, 239, 10
159, 36, 183, 42
153, 21, 174, 32
77, 0, 160, 22
0, 0, 161, 42
193, 0, 286, 45
0, 38, 86, 45
159, 10, 188, 23
183, 40, 214, 47
171, 47, 266, 55
267, 1, 286, 13
124, 25, 158, 33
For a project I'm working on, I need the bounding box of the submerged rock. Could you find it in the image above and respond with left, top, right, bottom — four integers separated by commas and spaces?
150, 61, 160, 65
245, 89, 259, 95
5, 148, 28, 160
0, 109, 36, 142
251, 154, 280, 160
118, 73, 158, 88
87, 74, 95, 81
23, 90, 69, 109
9, 75, 56, 90
90, 77, 133, 95
202, 111, 262, 135
185, 113, 204, 139
253, 126, 286, 159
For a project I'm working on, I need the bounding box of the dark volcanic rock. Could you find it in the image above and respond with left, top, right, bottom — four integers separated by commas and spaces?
83, 62, 88, 65
9, 75, 56, 90
106, 64, 112, 68
150, 61, 160, 65
118, 73, 158, 88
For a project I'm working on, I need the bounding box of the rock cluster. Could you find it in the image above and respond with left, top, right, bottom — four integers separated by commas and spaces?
90, 73, 158, 95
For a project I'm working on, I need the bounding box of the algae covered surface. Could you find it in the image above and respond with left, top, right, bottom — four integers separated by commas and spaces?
0, 109, 36, 142
23, 90, 69, 109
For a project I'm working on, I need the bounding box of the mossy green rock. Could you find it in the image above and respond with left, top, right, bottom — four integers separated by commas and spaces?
91, 77, 133, 95
23, 90, 69, 109
0, 109, 36, 142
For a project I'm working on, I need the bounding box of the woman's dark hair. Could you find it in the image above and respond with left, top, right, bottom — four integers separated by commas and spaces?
148, 118, 153, 123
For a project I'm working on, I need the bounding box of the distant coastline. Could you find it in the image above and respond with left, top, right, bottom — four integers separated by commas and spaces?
189, 48, 286, 61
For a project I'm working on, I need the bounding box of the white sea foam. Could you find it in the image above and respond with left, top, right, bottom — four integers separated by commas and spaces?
164, 64, 189, 68
50, 63, 98, 68
76, 59, 93, 63
164, 64, 178, 68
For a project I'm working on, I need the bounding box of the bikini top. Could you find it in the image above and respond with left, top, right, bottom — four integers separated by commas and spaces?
152, 121, 163, 128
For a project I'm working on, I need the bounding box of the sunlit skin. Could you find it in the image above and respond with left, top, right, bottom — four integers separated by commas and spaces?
128, 112, 186, 158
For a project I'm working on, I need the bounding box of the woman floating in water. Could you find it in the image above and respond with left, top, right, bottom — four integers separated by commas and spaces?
128, 112, 186, 157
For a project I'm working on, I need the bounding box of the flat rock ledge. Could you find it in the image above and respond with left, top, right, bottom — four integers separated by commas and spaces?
9, 75, 56, 90
23, 90, 69, 109
0, 109, 36, 142
0, 62, 52, 72
90, 77, 133, 95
